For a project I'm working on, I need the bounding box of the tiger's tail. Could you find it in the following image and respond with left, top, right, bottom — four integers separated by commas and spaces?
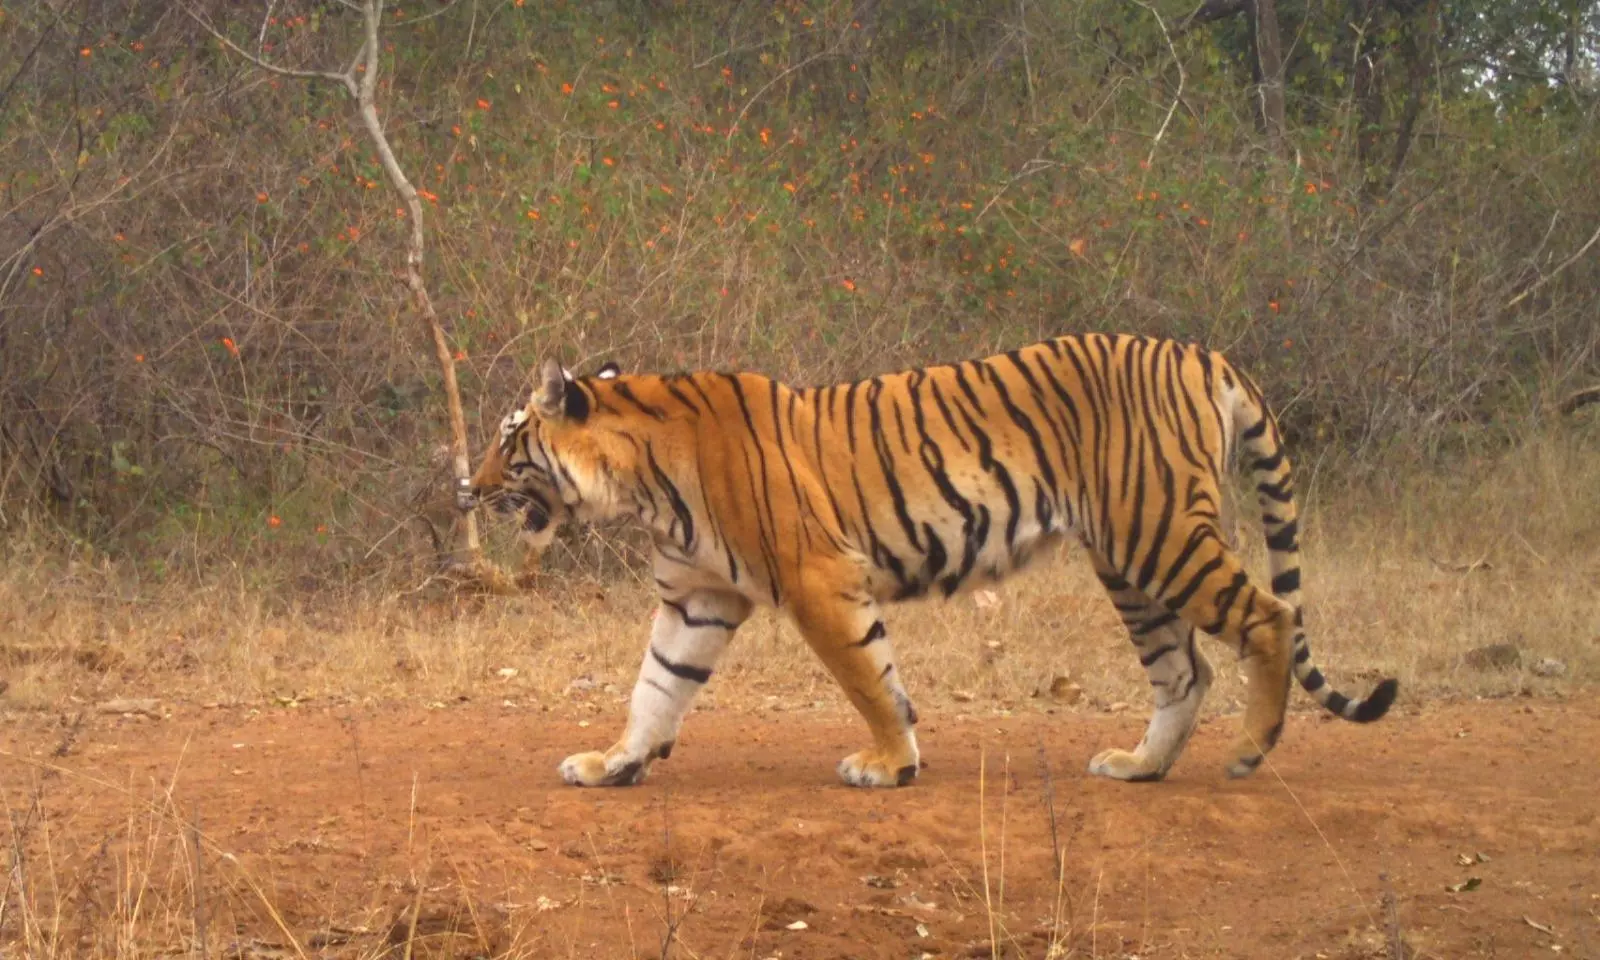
1230, 371, 1399, 724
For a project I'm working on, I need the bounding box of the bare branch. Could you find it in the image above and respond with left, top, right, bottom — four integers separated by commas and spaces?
1132, 0, 1186, 171
180, 4, 354, 91
1559, 386, 1600, 416
1175, 0, 1247, 36
1505, 219, 1600, 310
391, 0, 469, 28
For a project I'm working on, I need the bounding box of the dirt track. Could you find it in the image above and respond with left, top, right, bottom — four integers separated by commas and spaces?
2, 696, 1597, 959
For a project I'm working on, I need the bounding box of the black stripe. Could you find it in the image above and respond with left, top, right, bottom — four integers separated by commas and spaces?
1325, 691, 1351, 715
646, 444, 696, 552
651, 646, 712, 684
661, 598, 739, 631
853, 620, 887, 647
1241, 418, 1268, 442
1138, 642, 1178, 666
1134, 613, 1179, 637
1271, 568, 1301, 595
1252, 449, 1284, 473
1257, 479, 1294, 503
1265, 521, 1299, 552
612, 382, 668, 420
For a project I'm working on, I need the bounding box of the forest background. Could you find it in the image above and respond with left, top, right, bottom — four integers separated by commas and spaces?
1, 0, 1596, 710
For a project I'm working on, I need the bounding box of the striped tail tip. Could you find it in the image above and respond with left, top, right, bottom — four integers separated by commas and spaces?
1350, 677, 1399, 724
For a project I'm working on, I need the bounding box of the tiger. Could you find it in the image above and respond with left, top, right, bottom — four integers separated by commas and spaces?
459, 333, 1398, 789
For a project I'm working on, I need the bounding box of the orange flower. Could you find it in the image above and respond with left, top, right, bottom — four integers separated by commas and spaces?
315, 524, 329, 535
602, 156, 615, 166
1268, 300, 1280, 313
841, 279, 856, 292
1282, 338, 1294, 350
267, 515, 282, 529
1196, 218, 1209, 227
760, 128, 771, 145
607, 100, 619, 109
256, 191, 269, 203
298, 242, 310, 253
451, 124, 462, 137
1304, 181, 1317, 194
477, 98, 490, 110
454, 349, 467, 361
783, 182, 796, 193
418, 188, 438, 203
659, 184, 673, 195
720, 66, 732, 79
921, 153, 934, 165
1068, 238, 1086, 257
133, 353, 145, 363
31, 266, 42, 277
562, 82, 574, 95
526, 208, 541, 219
221, 337, 239, 356
347, 226, 360, 240
80, 47, 92, 58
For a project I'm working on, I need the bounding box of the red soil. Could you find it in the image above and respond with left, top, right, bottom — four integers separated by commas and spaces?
2, 696, 1596, 958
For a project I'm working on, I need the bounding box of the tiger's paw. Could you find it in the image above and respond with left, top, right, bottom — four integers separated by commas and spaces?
837, 748, 920, 788
559, 749, 649, 787
1087, 747, 1168, 783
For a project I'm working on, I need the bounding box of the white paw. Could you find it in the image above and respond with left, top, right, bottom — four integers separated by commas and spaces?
837, 749, 920, 788
1087, 747, 1166, 782
559, 750, 648, 787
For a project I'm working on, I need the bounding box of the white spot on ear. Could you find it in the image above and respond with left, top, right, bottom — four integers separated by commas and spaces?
597, 361, 621, 380
561, 366, 574, 382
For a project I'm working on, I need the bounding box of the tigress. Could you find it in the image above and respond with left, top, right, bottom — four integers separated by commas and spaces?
459, 333, 1398, 788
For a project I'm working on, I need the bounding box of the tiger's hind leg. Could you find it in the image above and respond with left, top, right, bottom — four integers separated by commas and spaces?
559, 585, 752, 787
789, 590, 921, 788
1086, 556, 1215, 782
1134, 524, 1296, 780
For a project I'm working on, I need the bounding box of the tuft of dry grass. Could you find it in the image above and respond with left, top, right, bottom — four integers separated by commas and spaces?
2, 428, 1595, 721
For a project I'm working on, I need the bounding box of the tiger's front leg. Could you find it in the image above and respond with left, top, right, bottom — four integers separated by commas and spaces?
559, 587, 752, 787
790, 592, 921, 788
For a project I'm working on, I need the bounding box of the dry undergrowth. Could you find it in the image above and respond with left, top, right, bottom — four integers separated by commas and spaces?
2, 430, 1596, 721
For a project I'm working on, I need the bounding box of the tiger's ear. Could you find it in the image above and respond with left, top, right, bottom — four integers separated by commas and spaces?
595, 360, 621, 380
534, 358, 568, 419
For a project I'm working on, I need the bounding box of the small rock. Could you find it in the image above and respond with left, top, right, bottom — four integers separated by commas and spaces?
96, 698, 161, 718
1531, 657, 1567, 678
1462, 643, 1521, 671
527, 838, 549, 852
973, 589, 1001, 610
785, 920, 808, 931
1048, 676, 1082, 705
496, 667, 518, 680
951, 690, 975, 703
1107, 701, 1129, 713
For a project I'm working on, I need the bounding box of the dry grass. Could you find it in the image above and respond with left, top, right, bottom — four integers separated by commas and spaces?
3, 427, 1596, 722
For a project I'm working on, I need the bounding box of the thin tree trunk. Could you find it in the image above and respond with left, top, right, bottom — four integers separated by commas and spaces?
350, 0, 481, 566
1250, 0, 1288, 158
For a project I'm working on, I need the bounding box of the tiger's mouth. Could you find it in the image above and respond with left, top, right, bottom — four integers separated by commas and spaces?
469, 484, 558, 535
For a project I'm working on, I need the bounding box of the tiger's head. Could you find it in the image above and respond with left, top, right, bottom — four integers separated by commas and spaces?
457, 357, 621, 551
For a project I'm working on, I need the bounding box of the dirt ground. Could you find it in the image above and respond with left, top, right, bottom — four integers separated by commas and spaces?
2, 695, 1597, 960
